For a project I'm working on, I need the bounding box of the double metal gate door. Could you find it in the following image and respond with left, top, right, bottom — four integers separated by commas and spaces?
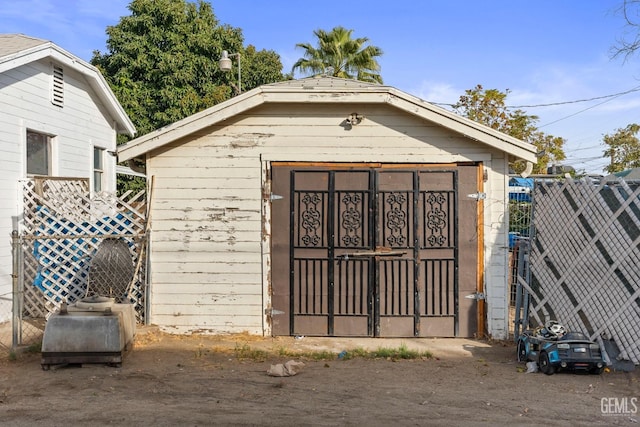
270, 164, 480, 337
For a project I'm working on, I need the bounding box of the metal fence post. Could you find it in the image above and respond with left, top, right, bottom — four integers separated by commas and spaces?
11, 229, 23, 349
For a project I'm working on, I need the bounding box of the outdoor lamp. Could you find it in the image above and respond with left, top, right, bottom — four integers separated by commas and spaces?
219, 50, 241, 94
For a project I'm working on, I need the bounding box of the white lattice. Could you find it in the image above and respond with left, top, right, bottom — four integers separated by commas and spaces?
528, 177, 640, 364
20, 178, 148, 324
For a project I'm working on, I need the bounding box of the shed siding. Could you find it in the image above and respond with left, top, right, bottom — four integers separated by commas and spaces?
148, 103, 509, 336
0, 58, 118, 320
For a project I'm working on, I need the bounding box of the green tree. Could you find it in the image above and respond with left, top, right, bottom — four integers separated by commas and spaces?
602, 123, 640, 173
92, 0, 285, 137
453, 85, 566, 174
241, 45, 292, 91
93, 0, 232, 136
292, 26, 383, 83
91, 0, 285, 193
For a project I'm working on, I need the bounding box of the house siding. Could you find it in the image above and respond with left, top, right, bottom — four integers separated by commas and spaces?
146, 103, 510, 336
0, 57, 118, 321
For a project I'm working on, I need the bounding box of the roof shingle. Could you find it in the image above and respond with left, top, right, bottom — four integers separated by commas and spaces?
0, 34, 49, 58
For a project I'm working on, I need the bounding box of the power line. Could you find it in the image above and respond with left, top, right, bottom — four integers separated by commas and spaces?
565, 144, 604, 152
537, 87, 639, 128
429, 84, 640, 142
565, 155, 606, 162
507, 85, 640, 108
429, 85, 640, 110
538, 97, 615, 128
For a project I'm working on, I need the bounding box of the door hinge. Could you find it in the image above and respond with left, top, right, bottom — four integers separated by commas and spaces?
467, 192, 486, 200
265, 308, 285, 316
465, 292, 486, 300
269, 193, 283, 201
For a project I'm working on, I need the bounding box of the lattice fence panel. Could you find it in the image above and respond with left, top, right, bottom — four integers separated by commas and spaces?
527, 177, 640, 364
10, 178, 148, 349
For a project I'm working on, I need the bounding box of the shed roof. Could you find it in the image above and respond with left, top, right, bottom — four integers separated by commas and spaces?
604, 167, 640, 182
0, 34, 135, 136
117, 76, 537, 163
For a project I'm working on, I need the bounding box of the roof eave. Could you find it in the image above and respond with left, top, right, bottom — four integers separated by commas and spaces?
386, 88, 538, 163
118, 88, 263, 162
117, 82, 537, 163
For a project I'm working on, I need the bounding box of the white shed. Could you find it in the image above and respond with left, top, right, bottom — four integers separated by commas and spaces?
0, 34, 135, 321
118, 76, 536, 339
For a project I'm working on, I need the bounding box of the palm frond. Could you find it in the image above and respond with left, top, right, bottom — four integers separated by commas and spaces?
292, 26, 383, 82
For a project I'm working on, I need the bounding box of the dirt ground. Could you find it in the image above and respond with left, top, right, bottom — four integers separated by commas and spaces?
1, 327, 638, 427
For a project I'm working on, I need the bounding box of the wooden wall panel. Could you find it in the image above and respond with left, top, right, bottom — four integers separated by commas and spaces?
147, 102, 507, 336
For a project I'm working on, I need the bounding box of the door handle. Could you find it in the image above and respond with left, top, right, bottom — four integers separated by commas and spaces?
340, 250, 407, 259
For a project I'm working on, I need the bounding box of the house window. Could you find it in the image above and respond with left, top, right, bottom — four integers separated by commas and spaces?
51, 64, 64, 107
26, 131, 51, 175
93, 147, 104, 192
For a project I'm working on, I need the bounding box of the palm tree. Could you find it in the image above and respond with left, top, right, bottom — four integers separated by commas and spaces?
292, 26, 383, 84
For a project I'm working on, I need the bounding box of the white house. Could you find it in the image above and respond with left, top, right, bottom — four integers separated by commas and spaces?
118, 76, 537, 339
0, 34, 135, 321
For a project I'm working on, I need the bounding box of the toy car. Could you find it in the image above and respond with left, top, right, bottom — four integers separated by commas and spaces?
517, 321, 605, 375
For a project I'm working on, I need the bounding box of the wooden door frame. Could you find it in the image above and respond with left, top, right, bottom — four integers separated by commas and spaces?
476, 165, 486, 338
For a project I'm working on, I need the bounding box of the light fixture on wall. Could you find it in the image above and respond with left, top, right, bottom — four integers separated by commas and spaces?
219, 50, 241, 95
345, 113, 364, 126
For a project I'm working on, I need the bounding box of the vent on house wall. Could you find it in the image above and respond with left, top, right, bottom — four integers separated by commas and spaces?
51, 65, 64, 107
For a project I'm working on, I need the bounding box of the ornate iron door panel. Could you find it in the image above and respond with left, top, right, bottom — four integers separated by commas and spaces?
331, 170, 374, 335
376, 171, 417, 336
270, 164, 479, 337
415, 170, 458, 337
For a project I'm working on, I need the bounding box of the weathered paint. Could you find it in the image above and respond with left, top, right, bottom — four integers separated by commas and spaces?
142, 100, 517, 338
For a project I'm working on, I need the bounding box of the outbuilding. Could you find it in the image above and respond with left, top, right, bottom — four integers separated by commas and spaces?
118, 76, 536, 339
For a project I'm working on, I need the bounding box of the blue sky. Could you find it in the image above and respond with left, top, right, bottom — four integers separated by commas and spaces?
1, 0, 639, 174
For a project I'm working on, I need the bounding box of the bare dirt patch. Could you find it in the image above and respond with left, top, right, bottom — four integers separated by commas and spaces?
1, 329, 638, 426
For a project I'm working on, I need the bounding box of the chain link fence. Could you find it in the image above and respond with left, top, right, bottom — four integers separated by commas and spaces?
508, 176, 534, 308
